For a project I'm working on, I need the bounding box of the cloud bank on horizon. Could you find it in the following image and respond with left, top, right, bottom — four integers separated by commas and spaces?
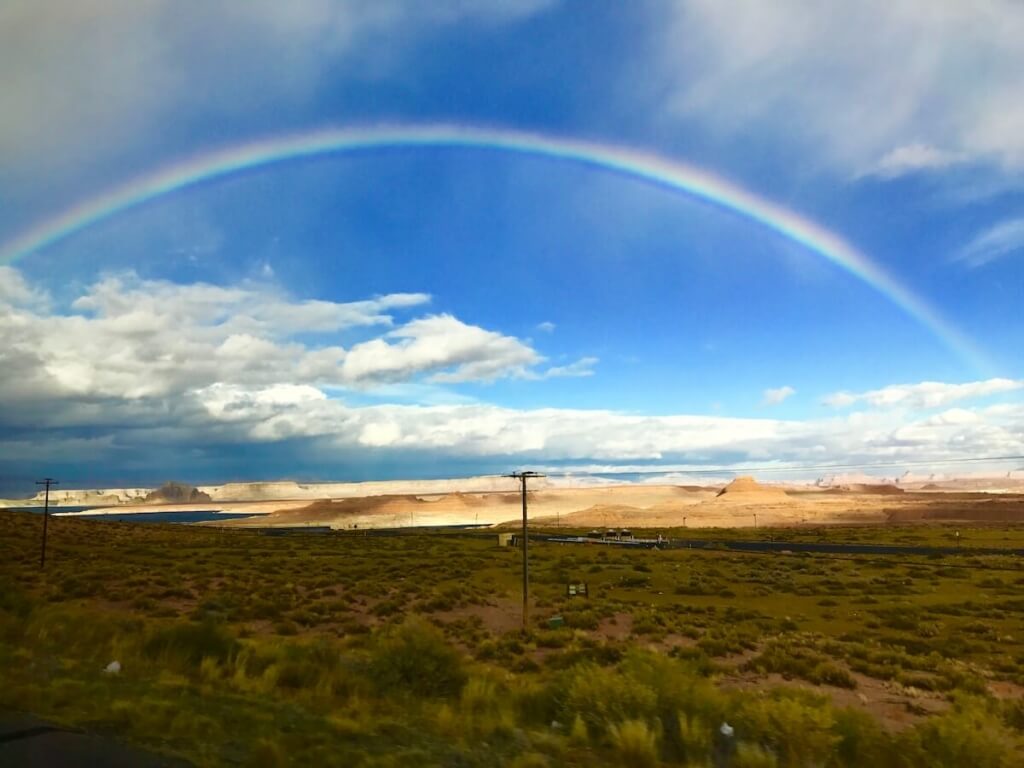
1, 266, 1022, 491
1, 2, 1022, 490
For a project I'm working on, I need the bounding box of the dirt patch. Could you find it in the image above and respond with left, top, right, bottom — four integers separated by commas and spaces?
988, 680, 1024, 700
596, 612, 634, 640
434, 598, 524, 635
887, 498, 1024, 523
843, 484, 904, 495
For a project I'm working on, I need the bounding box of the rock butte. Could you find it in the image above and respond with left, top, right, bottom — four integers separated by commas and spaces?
4, 474, 1024, 529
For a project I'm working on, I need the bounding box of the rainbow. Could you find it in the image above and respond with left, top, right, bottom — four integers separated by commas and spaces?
0, 123, 989, 371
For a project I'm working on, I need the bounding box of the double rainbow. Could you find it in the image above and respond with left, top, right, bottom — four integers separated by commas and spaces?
0, 124, 988, 371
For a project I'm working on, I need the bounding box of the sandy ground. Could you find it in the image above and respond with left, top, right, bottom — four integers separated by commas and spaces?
120, 482, 1024, 530
36, 476, 1024, 530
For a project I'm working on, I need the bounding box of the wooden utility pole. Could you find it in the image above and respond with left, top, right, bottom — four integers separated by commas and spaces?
506, 471, 545, 632
36, 478, 58, 569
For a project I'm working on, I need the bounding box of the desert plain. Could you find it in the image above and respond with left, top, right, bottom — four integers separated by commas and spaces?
7, 473, 1024, 531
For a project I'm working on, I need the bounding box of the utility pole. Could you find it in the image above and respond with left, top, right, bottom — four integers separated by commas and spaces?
505, 471, 545, 633
36, 477, 58, 569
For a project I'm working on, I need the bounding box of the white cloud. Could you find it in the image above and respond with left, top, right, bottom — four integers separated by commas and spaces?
0, 270, 548, 402
869, 143, 962, 178
127, 383, 1024, 471
71, 273, 431, 335
342, 314, 541, 385
656, 1, 1024, 176
5, 267, 1024, 476
0, 0, 557, 184
824, 378, 1024, 410
0, 266, 49, 307
762, 385, 795, 406
921, 408, 979, 427
538, 357, 598, 379
956, 218, 1024, 268
536, 321, 556, 333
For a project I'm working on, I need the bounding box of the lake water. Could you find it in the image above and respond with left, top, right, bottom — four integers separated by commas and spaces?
5, 507, 268, 524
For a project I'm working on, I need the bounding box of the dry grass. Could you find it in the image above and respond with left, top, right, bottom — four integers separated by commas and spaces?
1, 510, 1022, 766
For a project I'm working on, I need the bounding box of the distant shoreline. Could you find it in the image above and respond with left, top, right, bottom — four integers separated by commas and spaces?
52, 507, 262, 517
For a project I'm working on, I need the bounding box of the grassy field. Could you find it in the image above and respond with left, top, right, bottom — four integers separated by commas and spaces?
1, 511, 1022, 766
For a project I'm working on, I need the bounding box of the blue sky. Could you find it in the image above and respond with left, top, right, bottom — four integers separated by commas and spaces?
1, 1, 1023, 494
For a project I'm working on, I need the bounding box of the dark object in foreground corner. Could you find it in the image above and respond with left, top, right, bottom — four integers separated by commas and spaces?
0, 713, 189, 767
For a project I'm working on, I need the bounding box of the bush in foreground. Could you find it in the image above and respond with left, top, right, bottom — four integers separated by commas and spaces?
369, 617, 467, 698
143, 618, 238, 670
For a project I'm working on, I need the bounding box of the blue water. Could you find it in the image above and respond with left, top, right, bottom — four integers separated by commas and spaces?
6, 507, 267, 524
8, 505, 98, 514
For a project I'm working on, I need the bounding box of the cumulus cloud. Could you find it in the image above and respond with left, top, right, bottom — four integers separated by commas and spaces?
343, 314, 542, 385
956, 218, 1024, 268
4, 267, 1024, 481
0, 270, 550, 403
0, 266, 48, 307
536, 321, 556, 333
657, 1, 1024, 176
824, 378, 1024, 409
762, 385, 795, 406
71, 273, 430, 335
12, 379, 1020, 475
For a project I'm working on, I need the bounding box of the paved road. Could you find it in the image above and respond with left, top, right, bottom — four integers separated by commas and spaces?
326, 525, 1024, 557
0, 714, 189, 767
531, 532, 1024, 557
661, 538, 1024, 556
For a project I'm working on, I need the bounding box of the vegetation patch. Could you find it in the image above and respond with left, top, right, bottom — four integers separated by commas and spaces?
0, 512, 1022, 765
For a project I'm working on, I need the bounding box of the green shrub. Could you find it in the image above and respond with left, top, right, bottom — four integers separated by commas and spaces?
698, 635, 742, 657
369, 617, 466, 698
733, 742, 779, 768
677, 713, 712, 764
507, 753, 550, 768
608, 719, 659, 768
811, 662, 856, 689
536, 628, 572, 649
569, 713, 589, 745
621, 649, 726, 727
832, 707, 891, 767
143, 618, 238, 670
736, 692, 838, 768
0, 577, 34, 619
745, 642, 856, 689
906, 697, 1018, 768
560, 663, 658, 737
27, 605, 141, 661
